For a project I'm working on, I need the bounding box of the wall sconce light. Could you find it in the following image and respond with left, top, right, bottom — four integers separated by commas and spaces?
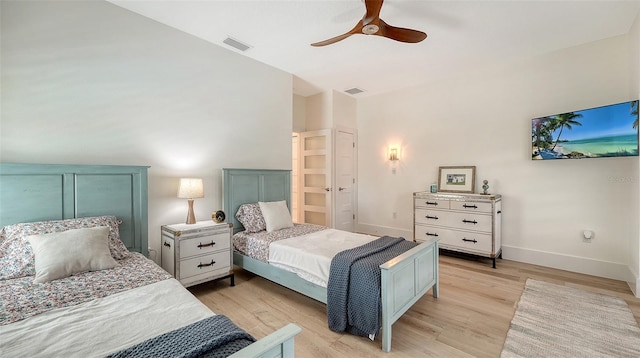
389, 147, 399, 161
177, 178, 204, 224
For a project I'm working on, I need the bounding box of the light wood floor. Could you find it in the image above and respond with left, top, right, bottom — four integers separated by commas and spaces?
188, 253, 640, 357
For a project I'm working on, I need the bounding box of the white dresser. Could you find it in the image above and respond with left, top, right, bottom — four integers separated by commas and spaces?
413, 192, 502, 268
161, 221, 234, 287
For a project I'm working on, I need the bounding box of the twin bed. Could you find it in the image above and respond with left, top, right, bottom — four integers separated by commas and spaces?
0, 164, 439, 356
223, 168, 439, 352
0, 164, 299, 357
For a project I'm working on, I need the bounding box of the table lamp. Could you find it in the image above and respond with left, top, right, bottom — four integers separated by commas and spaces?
177, 178, 204, 224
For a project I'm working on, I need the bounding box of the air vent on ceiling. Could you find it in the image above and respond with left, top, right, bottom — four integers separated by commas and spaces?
345, 87, 365, 95
223, 37, 252, 52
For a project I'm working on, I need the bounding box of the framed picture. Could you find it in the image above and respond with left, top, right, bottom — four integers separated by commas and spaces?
438, 166, 476, 193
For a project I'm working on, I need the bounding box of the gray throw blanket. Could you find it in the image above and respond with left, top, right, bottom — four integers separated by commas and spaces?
107, 315, 256, 358
327, 236, 418, 338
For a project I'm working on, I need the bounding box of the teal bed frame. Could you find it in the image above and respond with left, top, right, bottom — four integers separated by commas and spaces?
0, 163, 301, 358
223, 168, 440, 352
0, 163, 149, 256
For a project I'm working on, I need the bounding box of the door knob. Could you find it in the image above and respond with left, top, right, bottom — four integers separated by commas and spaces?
338, 187, 346, 191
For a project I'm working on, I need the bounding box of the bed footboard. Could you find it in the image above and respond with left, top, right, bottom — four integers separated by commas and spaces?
379, 238, 439, 352
229, 323, 302, 358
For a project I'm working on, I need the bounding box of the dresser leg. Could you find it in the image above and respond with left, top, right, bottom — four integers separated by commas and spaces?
230, 273, 235, 287
492, 258, 496, 269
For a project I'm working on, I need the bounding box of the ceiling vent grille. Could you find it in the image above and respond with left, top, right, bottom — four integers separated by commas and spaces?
345, 87, 365, 95
223, 37, 251, 52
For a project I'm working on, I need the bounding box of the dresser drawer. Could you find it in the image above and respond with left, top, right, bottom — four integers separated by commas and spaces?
415, 208, 447, 225
180, 232, 230, 258
415, 208, 492, 232
415, 225, 492, 254
414, 197, 449, 209
179, 251, 231, 279
450, 200, 492, 213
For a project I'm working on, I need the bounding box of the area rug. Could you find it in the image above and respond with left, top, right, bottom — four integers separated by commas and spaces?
501, 279, 640, 358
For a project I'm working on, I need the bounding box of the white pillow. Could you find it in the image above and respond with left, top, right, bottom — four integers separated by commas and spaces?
258, 200, 294, 232
27, 226, 118, 283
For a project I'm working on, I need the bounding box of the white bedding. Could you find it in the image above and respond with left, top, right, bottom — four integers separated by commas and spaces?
1, 278, 213, 357
268, 229, 377, 287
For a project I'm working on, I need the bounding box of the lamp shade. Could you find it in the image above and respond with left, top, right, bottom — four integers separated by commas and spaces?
177, 178, 204, 199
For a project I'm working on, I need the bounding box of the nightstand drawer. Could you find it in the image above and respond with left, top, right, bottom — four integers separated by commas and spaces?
180, 251, 231, 279
180, 232, 230, 258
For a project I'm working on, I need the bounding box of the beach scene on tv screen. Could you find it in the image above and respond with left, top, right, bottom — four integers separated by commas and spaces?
532, 100, 639, 160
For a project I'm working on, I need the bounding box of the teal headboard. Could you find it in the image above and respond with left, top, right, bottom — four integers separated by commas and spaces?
222, 168, 291, 234
0, 163, 149, 256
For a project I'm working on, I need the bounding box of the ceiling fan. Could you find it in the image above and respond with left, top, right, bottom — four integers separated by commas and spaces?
311, 0, 427, 47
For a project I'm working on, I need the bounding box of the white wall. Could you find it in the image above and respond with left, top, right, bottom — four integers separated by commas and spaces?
293, 94, 307, 133
332, 90, 357, 129
1, 1, 292, 262
357, 34, 639, 283
305, 92, 332, 131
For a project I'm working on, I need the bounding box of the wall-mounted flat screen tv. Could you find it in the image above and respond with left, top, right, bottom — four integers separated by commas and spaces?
532, 100, 638, 160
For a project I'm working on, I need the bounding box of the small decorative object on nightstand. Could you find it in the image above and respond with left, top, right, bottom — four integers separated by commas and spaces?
481, 180, 489, 195
161, 221, 234, 287
212, 210, 226, 223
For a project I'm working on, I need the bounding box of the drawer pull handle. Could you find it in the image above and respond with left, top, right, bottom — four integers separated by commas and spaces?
425, 215, 439, 220
198, 241, 216, 249
163, 242, 171, 248
198, 260, 216, 268
425, 201, 438, 206
463, 204, 478, 209
425, 232, 439, 237
462, 219, 478, 224
497, 210, 502, 214
462, 238, 477, 243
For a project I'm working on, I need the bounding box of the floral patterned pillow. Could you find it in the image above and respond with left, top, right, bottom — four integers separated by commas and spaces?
235, 203, 266, 233
0, 216, 129, 280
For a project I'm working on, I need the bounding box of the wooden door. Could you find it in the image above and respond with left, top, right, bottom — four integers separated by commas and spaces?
300, 129, 332, 227
334, 129, 356, 232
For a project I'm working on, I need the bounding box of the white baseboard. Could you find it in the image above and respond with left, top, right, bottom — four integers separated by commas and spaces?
503, 245, 634, 282
356, 225, 640, 298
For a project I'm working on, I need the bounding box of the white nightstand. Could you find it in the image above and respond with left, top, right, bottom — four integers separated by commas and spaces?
160, 221, 234, 287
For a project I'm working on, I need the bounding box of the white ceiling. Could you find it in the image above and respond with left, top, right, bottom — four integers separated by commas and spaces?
109, 0, 640, 97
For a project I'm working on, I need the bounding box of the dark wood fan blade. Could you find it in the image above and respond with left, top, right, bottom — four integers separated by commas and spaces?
378, 19, 427, 43
311, 23, 362, 47
311, 33, 355, 47
363, 0, 383, 25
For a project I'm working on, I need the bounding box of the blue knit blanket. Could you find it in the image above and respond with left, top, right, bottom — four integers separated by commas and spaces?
107, 315, 256, 358
327, 236, 418, 338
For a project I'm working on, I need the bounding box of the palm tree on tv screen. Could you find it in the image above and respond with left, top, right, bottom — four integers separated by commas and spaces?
550, 112, 583, 151
532, 117, 553, 154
